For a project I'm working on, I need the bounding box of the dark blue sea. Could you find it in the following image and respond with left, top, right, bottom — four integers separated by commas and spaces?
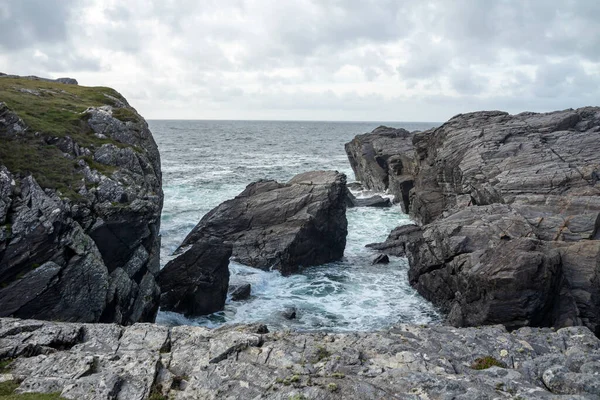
150, 120, 441, 331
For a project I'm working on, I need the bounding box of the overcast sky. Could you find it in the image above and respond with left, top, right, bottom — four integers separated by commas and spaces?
0, 0, 599, 121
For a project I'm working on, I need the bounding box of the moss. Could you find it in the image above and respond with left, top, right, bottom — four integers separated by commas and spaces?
315, 346, 330, 362
470, 356, 507, 370
326, 383, 338, 392
0, 380, 63, 399
330, 373, 345, 379
0, 77, 135, 200
289, 395, 307, 400
0, 139, 83, 198
0, 359, 14, 373
111, 107, 138, 123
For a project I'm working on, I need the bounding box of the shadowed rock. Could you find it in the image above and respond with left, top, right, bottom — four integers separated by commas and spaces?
176, 170, 348, 276
158, 241, 232, 317
229, 283, 251, 301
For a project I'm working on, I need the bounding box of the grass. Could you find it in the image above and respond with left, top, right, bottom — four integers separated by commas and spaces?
0, 77, 137, 199
0, 359, 13, 373
0, 380, 63, 399
470, 356, 507, 370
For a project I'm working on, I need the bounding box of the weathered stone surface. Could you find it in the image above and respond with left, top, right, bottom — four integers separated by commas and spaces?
0, 75, 163, 324
1, 318, 599, 399
365, 108, 600, 335
345, 126, 416, 211
158, 241, 232, 317
229, 283, 252, 301
176, 170, 347, 276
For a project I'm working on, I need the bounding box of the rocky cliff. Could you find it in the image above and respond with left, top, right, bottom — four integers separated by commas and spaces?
0, 75, 163, 324
355, 108, 600, 335
1, 318, 599, 399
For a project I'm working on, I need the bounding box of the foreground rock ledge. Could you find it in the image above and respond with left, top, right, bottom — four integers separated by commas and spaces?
174, 170, 348, 276
1, 319, 599, 399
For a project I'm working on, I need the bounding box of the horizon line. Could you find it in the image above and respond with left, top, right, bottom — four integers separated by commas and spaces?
146, 118, 443, 124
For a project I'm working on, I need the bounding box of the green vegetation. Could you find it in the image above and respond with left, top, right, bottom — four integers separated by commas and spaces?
315, 346, 330, 362
0, 77, 135, 199
326, 382, 338, 392
0, 380, 63, 399
470, 356, 507, 370
289, 394, 307, 400
0, 359, 13, 373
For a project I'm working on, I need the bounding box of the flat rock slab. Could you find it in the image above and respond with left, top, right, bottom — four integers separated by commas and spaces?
1, 318, 600, 399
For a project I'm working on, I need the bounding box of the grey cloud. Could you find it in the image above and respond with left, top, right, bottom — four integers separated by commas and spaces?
0, 0, 80, 50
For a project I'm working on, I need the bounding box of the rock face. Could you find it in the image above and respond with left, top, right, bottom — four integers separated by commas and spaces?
366, 108, 600, 335
0, 75, 163, 324
158, 241, 232, 317
1, 318, 600, 399
346, 190, 392, 208
175, 170, 347, 276
345, 126, 416, 211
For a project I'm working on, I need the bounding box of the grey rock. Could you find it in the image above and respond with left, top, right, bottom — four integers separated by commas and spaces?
281, 306, 297, 320
1, 318, 599, 399
0, 78, 163, 325
345, 126, 416, 211
346, 190, 392, 208
371, 254, 389, 264
177, 170, 347, 276
158, 241, 232, 317
229, 283, 251, 301
365, 108, 600, 335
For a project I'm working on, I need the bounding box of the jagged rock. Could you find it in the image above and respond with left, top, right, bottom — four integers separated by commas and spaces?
176, 170, 347, 276
158, 241, 232, 317
1, 318, 599, 399
346, 190, 392, 208
0, 75, 163, 324
345, 126, 416, 211
371, 254, 389, 264
366, 108, 600, 335
229, 283, 251, 301
281, 306, 297, 320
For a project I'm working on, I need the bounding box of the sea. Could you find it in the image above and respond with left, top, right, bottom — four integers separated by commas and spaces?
150, 120, 441, 332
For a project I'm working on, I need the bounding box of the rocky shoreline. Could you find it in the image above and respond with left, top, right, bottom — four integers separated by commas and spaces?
2, 75, 600, 398
1, 317, 599, 399
349, 108, 600, 336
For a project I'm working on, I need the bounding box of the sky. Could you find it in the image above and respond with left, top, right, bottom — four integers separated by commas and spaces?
0, 0, 599, 122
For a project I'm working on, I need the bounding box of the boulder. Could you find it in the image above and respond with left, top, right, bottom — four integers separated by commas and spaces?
371, 254, 389, 264
229, 283, 252, 301
1, 318, 599, 399
345, 126, 416, 211
281, 306, 297, 320
176, 170, 348, 276
366, 108, 600, 335
346, 190, 392, 208
158, 241, 232, 317
0, 75, 163, 324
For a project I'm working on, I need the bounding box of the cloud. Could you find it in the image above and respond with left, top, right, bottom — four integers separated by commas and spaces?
0, 0, 598, 121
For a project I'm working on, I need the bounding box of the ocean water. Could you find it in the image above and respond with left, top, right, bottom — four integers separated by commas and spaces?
150, 120, 441, 332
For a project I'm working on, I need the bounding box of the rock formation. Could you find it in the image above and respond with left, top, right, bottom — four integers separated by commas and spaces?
360, 108, 600, 335
174, 170, 347, 276
158, 240, 232, 317
345, 126, 416, 211
0, 75, 163, 324
1, 317, 599, 399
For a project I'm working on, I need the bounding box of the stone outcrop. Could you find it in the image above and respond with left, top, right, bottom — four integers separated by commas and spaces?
158, 241, 232, 317
1, 318, 599, 399
0, 75, 163, 324
345, 190, 392, 208
365, 108, 600, 335
174, 170, 347, 276
345, 126, 416, 211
